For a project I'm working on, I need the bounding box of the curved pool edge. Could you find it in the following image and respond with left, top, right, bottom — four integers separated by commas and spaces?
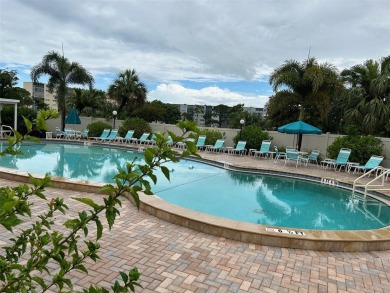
1, 162, 390, 252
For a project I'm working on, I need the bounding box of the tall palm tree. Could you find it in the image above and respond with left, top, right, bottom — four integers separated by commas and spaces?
31, 51, 94, 131
107, 69, 147, 115
268, 57, 341, 129
340, 56, 390, 134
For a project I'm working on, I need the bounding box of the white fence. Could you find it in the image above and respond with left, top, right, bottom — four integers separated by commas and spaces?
46, 117, 390, 167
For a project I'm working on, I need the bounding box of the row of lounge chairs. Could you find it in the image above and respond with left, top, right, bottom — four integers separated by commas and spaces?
55, 128, 386, 175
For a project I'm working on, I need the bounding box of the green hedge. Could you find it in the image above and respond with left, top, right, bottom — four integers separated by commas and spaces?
118, 117, 152, 138
87, 121, 112, 137
201, 129, 224, 146
233, 125, 272, 150
326, 135, 383, 164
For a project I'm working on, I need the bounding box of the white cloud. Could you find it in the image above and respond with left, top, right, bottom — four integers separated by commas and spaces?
1, 0, 389, 104
149, 84, 269, 107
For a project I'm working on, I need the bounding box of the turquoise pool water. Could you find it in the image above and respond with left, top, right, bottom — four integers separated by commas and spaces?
1, 143, 389, 230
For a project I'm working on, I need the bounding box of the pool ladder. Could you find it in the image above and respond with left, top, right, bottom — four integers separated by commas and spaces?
352, 167, 390, 198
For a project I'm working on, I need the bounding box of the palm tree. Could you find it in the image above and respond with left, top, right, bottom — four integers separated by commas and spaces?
107, 69, 147, 115
68, 88, 106, 117
268, 57, 341, 129
340, 56, 390, 134
31, 51, 94, 130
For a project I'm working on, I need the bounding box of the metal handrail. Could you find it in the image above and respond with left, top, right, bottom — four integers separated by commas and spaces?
352, 166, 390, 197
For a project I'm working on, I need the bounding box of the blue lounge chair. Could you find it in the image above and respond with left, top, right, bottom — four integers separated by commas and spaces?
321, 148, 351, 171
130, 132, 150, 144
101, 129, 118, 142
284, 150, 301, 168
254, 140, 271, 158
92, 128, 111, 141
196, 135, 206, 150
117, 130, 135, 143
300, 150, 320, 166
145, 132, 160, 145
207, 139, 225, 153
228, 141, 247, 156
353, 155, 384, 174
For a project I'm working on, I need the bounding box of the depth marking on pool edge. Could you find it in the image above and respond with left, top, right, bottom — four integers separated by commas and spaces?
265, 228, 305, 236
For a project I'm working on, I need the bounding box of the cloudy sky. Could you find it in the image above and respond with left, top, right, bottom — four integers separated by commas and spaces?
1, 0, 389, 107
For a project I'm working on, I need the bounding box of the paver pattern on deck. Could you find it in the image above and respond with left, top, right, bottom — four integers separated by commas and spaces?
1, 152, 390, 292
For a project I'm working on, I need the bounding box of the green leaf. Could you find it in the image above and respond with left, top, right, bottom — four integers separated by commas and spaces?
95, 219, 103, 240
73, 197, 101, 210
160, 166, 170, 181
144, 148, 153, 165
22, 116, 32, 132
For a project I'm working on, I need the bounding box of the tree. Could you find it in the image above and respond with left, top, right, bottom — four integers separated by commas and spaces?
68, 88, 106, 117
268, 57, 341, 129
162, 103, 181, 124
133, 100, 165, 122
340, 56, 390, 135
108, 69, 147, 116
212, 104, 230, 127
31, 51, 94, 131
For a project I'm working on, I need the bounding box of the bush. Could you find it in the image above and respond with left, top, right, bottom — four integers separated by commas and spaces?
118, 117, 152, 138
202, 129, 224, 146
326, 135, 383, 164
87, 121, 112, 137
233, 125, 272, 150
1, 105, 38, 135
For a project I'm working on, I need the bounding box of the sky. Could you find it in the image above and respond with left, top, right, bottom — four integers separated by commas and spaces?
1, 0, 389, 108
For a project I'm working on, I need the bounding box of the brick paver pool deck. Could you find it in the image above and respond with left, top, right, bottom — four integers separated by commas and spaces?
1, 148, 390, 292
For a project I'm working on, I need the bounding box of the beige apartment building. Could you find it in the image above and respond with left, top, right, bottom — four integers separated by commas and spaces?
23, 82, 58, 110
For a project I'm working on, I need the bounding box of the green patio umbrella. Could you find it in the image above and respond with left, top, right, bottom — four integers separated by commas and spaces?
278, 120, 321, 151
65, 106, 81, 125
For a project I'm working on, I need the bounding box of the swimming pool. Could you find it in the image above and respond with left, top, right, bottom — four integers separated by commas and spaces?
1, 142, 389, 230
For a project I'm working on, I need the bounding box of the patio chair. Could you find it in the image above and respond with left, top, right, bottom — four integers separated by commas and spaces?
284, 150, 301, 168
353, 155, 384, 174
196, 135, 207, 150
101, 129, 118, 142
64, 128, 76, 140
228, 141, 247, 156
130, 132, 150, 144
300, 150, 320, 166
321, 148, 351, 171
274, 146, 296, 163
206, 139, 225, 153
253, 140, 271, 158
55, 127, 64, 139
117, 130, 135, 143
91, 128, 111, 141
76, 129, 89, 140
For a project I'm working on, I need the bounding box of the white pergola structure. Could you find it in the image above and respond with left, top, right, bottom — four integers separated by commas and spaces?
0, 98, 20, 130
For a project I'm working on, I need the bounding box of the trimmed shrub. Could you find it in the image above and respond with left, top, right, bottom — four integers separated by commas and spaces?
202, 129, 224, 146
233, 125, 272, 150
326, 135, 383, 164
87, 121, 112, 137
118, 117, 152, 138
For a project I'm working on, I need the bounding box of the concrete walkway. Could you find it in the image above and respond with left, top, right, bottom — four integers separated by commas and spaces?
0, 152, 389, 292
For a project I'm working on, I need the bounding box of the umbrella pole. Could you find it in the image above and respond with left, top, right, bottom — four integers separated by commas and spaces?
297, 133, 303, 151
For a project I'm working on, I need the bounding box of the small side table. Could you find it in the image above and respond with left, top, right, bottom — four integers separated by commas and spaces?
346, 162, 359, 173
249, 149, 257, 156
46, 132, 53, 139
